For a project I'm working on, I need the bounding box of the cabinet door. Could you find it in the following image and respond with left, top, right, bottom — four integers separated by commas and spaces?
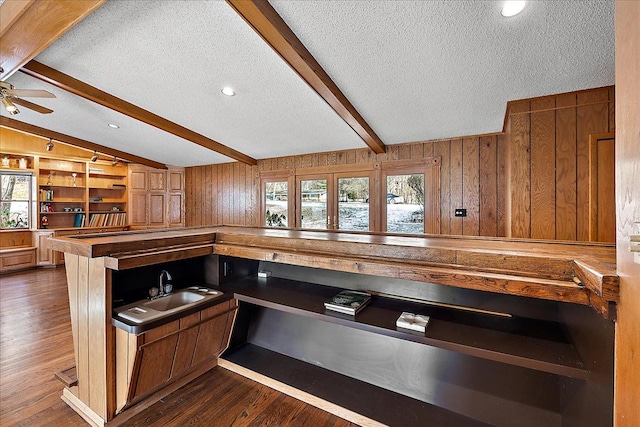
129, 169, 147, 191
170, 312, 200, 379
168, 193, 184, 227
36, 231, 54, 265
191, 314, 228, 366
168, 169, 184, 192
131, 334, 179, 401
149, 193, 166, 226
129, 192, 148, 227
149, 171, 166, 191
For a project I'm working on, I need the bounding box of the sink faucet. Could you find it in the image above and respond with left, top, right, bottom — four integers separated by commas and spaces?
159, 270, 173, 296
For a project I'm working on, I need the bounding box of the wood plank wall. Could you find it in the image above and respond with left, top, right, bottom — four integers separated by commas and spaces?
506, 86, 615, 239
186, 135, 506, 237
185, 86, 614, 242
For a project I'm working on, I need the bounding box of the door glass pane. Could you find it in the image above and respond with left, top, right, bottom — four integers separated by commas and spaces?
386, 174, 424, 234
300, 179, 327, 229
337, 177, 369, 231
264, 181, 288, 227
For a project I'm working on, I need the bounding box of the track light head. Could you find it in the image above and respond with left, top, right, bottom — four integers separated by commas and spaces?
112, 156, 119, 166
91, 151, 99, 162
45, 139, 54, 151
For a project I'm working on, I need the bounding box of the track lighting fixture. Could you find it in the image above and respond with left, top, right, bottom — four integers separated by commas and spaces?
91, 151, 99, 162
112, 156, 119, 166
45, 139, 54, 151
1, 96, 19, 115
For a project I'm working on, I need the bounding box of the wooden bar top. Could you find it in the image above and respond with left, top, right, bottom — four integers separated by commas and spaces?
48, 226, 618, 318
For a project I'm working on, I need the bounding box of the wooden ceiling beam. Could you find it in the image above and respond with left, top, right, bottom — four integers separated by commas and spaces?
1, 116, 167, 170
227, 0, 386, 155
20, 61, 258, 166
0, 0, 106, 80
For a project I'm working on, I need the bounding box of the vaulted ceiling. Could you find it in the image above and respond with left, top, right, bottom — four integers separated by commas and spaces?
0, 0, 614, 168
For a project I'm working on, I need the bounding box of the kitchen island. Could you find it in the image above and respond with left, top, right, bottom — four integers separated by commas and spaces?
48, 226, 618, 426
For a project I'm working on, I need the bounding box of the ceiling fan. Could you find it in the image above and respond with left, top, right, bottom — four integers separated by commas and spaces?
0, 81, 56, 115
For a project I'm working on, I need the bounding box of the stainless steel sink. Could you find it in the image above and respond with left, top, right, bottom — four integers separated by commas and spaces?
115, 287, 223, 324
144, 291, 204, 311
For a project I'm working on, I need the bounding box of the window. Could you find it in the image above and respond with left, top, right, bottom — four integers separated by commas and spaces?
385, 174, 424, 234
382, 160, 440, 234
295, 170, 373, 231
1, 172, 32, 229
336, 174, 371, 231
261, 173, 294, 228
298, 176, 329, 229
264, 181, 289, 227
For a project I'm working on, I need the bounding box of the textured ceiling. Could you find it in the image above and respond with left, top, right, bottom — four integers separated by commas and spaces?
2, 0, 614, 167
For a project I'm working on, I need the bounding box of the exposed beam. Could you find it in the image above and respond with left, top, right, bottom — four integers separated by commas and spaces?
1, 116, 167, 170
0, 0, 106, 80
20, 61, 258, 166
226, 0, 386, 155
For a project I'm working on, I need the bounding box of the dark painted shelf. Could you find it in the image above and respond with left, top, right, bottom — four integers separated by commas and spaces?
220, 276, 588, 379
222, 343, 491, 427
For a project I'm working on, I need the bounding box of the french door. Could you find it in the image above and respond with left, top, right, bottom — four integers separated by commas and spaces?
296, 171, 374, 231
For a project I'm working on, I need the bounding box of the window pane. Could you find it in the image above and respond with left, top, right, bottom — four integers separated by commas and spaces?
386, 174, 424, 234
300, 179, 327, 229
1, 174, 31, 229
265, 181, 288, 227
1, 202, 29, 228
337, 177, 369, 231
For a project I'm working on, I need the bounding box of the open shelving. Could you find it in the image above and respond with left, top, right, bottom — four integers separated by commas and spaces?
88, 163, 127, 227
221, 275, 588, 379
38, 158, 87, 229
37, 157, 128, 229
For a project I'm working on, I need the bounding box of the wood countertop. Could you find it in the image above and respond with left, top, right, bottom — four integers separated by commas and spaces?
48, 226, 618, 318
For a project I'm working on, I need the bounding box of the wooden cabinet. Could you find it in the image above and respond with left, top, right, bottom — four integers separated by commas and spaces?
0, 247, 36, 272
128, 165, 184, 229
115, 298, 237, 412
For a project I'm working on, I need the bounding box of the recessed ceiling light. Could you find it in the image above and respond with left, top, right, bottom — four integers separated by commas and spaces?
108, 123, 119, 129
501, 1, 526, 17
221, 87, 236, 97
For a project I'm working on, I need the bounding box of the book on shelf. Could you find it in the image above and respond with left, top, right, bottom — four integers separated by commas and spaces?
396, 312, 430, 334
324, 290, 371, 315
73, 213, 85, 228
88, 212, 126, 227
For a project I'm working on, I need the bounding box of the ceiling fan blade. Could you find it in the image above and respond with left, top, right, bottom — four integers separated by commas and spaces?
10, 97, 54, 114
5, 89, 56, 98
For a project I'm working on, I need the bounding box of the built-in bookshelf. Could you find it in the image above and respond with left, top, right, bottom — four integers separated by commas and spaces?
88, 163, 127, 228
38, 158, 87, 229
37, 157, 128, 229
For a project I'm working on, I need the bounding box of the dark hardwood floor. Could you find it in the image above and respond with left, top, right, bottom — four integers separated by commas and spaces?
0, 267, 354, 427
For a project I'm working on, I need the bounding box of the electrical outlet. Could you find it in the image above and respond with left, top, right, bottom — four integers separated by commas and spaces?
454, 208, 467, 217
223, 261, 233, 276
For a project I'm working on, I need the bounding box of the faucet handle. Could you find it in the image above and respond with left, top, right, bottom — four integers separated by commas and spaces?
149, 287, 159, 298
164, 283, 173, 294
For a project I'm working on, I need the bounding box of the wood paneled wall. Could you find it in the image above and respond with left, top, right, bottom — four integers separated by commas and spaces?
185, 86, 614, 242
0, 126, 97, 160
506, 86, 615, 240
185, 162, 259, 228
185, 135, 506, 237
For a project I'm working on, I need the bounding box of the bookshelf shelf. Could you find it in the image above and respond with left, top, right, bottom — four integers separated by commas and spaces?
221, 276, 588, 380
